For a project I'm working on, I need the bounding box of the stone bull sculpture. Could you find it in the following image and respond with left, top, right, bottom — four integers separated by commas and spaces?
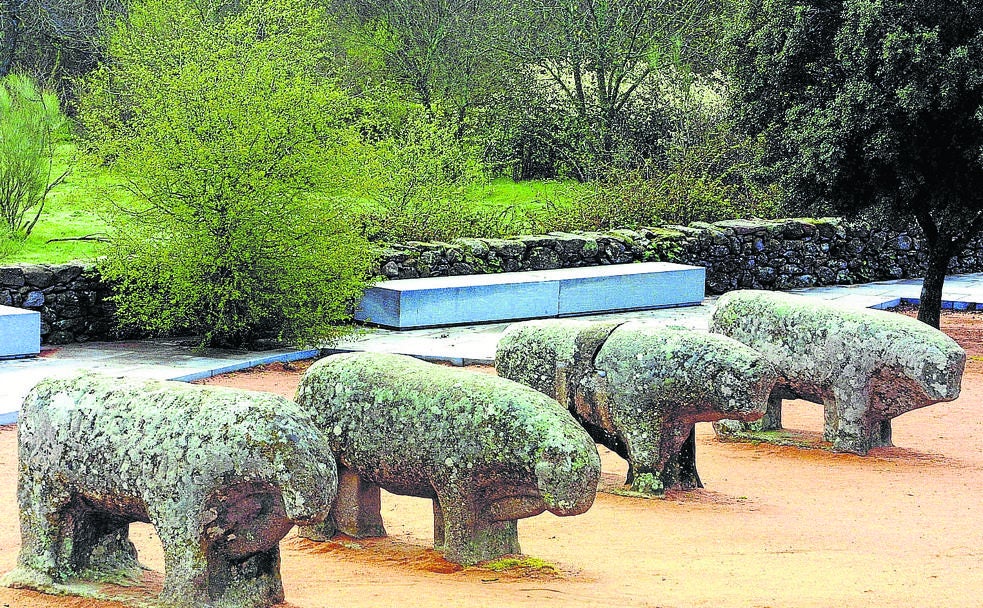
496, 319, 777, 495
294, 352, 601, 566
710, 290, 966, 454
4, 372, 337, 608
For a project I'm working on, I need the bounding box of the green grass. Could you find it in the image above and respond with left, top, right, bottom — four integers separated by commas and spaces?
0, 143, 589, 265
481, 556, 558, 574
0, 142, 128, 264
468, 177, 587, 213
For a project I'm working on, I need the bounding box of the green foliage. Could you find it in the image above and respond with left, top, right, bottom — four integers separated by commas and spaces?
531, 104, 782, 232
0, 73, 67, 243
82, 0, 373, 348
356, 111, 514, 242
728, 0, 983, 326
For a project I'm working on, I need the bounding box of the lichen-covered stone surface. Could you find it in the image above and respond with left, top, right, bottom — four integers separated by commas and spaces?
496, 319, 777, 496
709, 290, 966, 454
4, 372, 337, 608
294, 352, 600, 566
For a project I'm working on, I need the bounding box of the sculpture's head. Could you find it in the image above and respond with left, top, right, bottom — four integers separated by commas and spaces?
702, 335, 780, 422
532, 430, 601, 517
258, 401, 338, 526
885, 327, 966, 403
274, 435, 338, 525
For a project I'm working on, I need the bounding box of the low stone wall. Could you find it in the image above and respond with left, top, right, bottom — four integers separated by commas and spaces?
0, 263, 114, 344
375, 217, 983, 294
5, 217, 983, 345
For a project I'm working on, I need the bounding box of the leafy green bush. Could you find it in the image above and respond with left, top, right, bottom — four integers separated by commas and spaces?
534, 161, 780, 233
81, 0, 373, 348
530, 75, 782, 232
357, 111, 517, 242
0, 73, 67, 241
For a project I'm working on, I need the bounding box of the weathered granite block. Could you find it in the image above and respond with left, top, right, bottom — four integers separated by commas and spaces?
496, 319, 777, 495
4, 373, 337, 608
709, 290, 966, 454
294, 352, 600, 566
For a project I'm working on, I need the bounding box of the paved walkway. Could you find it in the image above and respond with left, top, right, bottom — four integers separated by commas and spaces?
2, 273, 982, 422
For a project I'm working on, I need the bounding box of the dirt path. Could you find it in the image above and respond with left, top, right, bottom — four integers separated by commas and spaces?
1, 312, 981, 607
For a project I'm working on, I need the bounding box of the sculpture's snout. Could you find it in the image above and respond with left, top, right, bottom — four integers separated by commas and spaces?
534, 447, 600, 517
716, 357, 779, 421
278, 448, 338, 525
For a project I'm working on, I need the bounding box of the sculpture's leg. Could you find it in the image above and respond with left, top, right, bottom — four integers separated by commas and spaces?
622, 430, 667, 496
4, 480, 72, 591
658, 425, 703, 491
759, 391, 784, 430
826, 387, 876, 455
203, 545, 285, 608
873, 419, 892, 448
434, 490, 520, 566
329, 466, 387, 538
432, 499, 445, 550
157, 534, 211, 607
66, 512, 141, 582
0, 473, 86, 592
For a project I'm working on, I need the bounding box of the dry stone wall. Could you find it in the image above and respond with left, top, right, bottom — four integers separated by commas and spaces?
0, 263, 115, 344
5, 217, 983, 345
375, 217, 983, 294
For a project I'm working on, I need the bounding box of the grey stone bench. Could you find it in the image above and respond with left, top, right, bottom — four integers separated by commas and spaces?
0, 305, 40, 359
355, 262, 706, 329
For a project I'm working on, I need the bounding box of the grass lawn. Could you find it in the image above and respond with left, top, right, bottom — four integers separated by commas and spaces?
469, 177, 587, 213
0, 143, 123, 265
0, 143, 587, 265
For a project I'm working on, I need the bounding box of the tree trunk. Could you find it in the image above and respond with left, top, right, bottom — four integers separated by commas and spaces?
917, 240, 952, 329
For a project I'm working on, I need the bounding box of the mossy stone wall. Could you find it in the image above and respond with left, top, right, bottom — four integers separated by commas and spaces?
375, 217, 983, 294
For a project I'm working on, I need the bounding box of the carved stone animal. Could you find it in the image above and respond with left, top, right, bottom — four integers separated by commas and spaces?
710, 290, 966, 454
4, 372, 337, 608
496, 319, 777, 495
294, 352, 600, 566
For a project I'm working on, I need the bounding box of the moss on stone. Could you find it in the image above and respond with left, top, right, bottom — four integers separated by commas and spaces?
295, 352, 601, 566
10, 372, 337, 608
711, 290, 966, 454
497, 319, 778, 496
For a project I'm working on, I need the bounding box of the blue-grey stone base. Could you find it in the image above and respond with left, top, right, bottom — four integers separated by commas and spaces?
355, 263, 706, 329
0, 305, 41, 359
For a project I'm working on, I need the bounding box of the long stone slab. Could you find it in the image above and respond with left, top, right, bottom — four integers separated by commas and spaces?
553, 263, 706, 316
0, 305, 40, 359
355, 262, 706, 329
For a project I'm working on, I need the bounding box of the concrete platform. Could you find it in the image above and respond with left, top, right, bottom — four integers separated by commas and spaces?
0, 306, 40, 359
355, 262, 706, 329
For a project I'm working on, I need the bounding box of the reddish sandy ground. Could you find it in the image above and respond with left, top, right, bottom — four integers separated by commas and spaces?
1, 312, 982, 607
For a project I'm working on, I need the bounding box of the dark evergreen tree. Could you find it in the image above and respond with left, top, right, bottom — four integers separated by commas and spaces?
729, 0, 983, 327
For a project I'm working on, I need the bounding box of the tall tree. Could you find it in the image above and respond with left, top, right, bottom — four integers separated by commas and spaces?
729, 0, 983, 327
502, 0, 723, 167
328, 0, 504, 134
0, 0, 123, 98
